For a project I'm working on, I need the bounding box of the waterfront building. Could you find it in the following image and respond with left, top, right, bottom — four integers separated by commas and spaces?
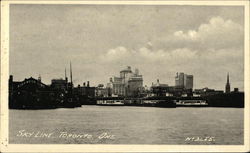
108, 66, 143, 97
51, 66, 73, 91
74, 81, 95, 98
225, 73, 231, 93
120, 66, 133, 85
193, 88, 224, 96
175, 72, 193, 90
109, 77, 125, 96
151, 79, 173, 97
95, 84, 111, 97
8, 75, 54, 109
184, 74, 193, 89
175, 72, 184, 87
127, 75, 143, 97
51, 79, 68, 90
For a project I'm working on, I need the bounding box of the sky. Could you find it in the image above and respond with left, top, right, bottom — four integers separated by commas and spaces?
10, 4, 244, 91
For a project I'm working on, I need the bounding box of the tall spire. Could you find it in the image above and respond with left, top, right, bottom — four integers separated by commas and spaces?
70, 61, 73, 84
225, 72, 230, 93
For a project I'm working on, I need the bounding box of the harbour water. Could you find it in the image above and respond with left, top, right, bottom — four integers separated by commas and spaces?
9, 106, 243, 144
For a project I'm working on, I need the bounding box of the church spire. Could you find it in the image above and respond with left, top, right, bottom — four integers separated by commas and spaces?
225, 72, 230, 93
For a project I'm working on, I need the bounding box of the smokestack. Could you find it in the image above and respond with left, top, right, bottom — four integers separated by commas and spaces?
87, 81, 90, 87
9, 75, 13, 83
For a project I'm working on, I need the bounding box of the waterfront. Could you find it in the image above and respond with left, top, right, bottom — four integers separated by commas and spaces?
9, 106, 243, 144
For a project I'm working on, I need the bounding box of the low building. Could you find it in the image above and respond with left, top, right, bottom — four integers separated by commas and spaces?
9, 75, 56, 109
193, 88, 224, 97
95, 84, 111, 97
73, 81, 95, 98
151, 79, 173, 97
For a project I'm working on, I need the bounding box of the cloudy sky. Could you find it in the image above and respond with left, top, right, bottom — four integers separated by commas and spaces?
10, 4, 244, 91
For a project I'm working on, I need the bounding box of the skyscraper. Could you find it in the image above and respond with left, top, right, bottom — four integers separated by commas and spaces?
184, 74, 193, 90
175, 72, 193, 89
175, 72, 184, 87
109, 66, 143, 97
225, 73, 231, 93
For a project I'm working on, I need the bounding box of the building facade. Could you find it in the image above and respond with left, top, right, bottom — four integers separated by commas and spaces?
184, 74, 193, 90
127, 76, 143, 97
109, 77, 125, 96
108, 66, 143, 97
175, 72, 193, 90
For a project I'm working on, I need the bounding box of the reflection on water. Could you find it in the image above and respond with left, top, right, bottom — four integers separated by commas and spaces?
9, 106, 243, 144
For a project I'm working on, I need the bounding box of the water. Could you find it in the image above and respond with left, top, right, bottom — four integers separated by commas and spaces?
9, 106, 243, 144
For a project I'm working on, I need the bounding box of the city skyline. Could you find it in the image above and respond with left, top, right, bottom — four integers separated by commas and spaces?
9, 65, 237, 92
10, 5, 244, 91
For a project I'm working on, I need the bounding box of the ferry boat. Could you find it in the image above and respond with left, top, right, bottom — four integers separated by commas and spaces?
175, 100, 208, 107
96, 97, 125, 106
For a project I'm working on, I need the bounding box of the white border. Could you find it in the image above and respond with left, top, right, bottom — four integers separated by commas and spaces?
1, 1, 249, 152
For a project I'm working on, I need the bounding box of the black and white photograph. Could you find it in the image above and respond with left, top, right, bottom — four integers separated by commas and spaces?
0, 0, 249, 152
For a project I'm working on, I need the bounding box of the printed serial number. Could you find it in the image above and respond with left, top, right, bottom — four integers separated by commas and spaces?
185, 136, 215, 142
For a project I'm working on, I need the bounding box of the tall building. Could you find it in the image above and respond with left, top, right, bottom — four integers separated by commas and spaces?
225, 73, 231, 93
109, 66, 143, 97
175, 72, 193, 89
184, 74, 193, 90
109, 76, 125, 96
127, 72, 143, 97
120, 66, 133, 85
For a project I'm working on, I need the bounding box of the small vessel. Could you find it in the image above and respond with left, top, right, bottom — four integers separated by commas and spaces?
176, 100, 208, 107
96, 98, 124, 106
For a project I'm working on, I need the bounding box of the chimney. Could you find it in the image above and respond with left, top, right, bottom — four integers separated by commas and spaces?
127, 66, 131, 70
9, 75, 13, 83
87, 81, 90, 87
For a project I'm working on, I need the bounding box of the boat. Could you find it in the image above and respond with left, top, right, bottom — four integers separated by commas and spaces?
176, 100, 208, 107
96, 99, 124, 106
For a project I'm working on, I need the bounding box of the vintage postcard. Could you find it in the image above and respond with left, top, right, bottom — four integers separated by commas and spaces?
1, 0, 249, 152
